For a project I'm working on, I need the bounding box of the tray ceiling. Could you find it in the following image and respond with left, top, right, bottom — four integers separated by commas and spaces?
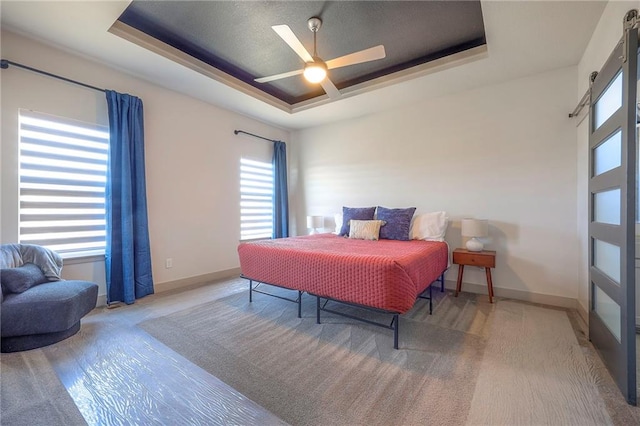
115, 1, 486, 109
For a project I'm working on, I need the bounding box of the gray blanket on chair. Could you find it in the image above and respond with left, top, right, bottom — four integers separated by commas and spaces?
0, 244, 63, 281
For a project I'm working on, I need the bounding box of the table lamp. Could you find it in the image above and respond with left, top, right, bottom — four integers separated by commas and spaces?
307, 215, 323, 234
461, 219, 488, 252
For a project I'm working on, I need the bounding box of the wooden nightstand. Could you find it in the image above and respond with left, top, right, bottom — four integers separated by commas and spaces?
452, 248, 496, 303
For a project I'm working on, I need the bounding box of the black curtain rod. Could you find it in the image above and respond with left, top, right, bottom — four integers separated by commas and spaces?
1, 59, 106, 93
234, 129, 278, 143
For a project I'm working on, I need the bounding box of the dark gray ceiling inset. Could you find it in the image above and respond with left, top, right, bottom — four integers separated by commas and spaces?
117, 1, 486, 106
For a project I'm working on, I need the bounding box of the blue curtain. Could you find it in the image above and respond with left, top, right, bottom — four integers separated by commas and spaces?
105, 90, 154, 304
273, 141, 289, 238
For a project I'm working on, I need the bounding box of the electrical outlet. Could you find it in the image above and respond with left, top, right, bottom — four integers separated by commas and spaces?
165, 258, 173, 269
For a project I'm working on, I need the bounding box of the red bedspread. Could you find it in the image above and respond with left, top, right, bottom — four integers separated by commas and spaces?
237, 234, 448, 314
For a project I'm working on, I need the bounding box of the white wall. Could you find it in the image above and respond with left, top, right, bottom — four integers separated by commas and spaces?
1, 30, 290, 299
575, 1, 640, 320
292, 66, 579, 305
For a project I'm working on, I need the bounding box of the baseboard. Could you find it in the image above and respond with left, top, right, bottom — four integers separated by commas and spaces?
154, 267, 242, 294
443, 279, 577, 310
95, 267, 241, 307
97, 294, 107, 307
577, 302, 588, 325
97, 272, 576, 310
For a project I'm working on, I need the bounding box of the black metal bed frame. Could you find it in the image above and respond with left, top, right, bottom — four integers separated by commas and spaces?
313, 273, 444, 349
244, 275, 303, 318
241, 272, 445, 349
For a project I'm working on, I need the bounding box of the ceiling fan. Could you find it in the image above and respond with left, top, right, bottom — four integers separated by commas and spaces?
255, 17, 386, 99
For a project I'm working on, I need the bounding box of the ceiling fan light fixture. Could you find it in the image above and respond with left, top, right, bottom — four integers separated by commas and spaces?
303, 59, 327, 83
256, 16, 384, 100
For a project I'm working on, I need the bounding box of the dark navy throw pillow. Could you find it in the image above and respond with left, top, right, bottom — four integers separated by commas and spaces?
339, 206, 376, 236
376, 206, 416, 241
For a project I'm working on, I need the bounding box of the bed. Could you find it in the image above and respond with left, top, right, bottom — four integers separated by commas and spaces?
237, 233, 449, 348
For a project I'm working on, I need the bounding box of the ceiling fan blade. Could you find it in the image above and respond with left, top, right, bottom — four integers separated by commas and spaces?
320, 78, 341, 99
255, 69, 304, 83
272, 25, 314, 63
326, 45, 386, 70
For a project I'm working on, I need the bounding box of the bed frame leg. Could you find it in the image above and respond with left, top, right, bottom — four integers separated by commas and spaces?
429, 285, 433, 314
298, 290, 302, 318
316, 296, 321, 324
393, 314, 399, 349
440, 273, 444, 292
249, 280, 253, 303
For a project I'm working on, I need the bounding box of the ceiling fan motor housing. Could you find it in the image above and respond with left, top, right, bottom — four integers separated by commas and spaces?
308, 17, 322, 32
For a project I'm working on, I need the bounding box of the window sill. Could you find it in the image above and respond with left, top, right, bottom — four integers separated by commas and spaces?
62, 252, 105, 265
240, 237, 272, 243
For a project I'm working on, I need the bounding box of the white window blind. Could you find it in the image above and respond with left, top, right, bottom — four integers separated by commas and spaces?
18, 110, 109, 258
240, 158, 273, 240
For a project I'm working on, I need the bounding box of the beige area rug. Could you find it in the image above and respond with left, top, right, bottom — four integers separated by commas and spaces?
465, 301, 612, 426
140, 290, 614, 426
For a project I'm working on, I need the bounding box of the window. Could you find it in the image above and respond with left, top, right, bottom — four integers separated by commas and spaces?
18, 110, 109, 258
240, 158, 273, 240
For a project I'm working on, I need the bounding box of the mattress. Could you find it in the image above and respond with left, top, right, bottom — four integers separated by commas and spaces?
237, 234, 448, 314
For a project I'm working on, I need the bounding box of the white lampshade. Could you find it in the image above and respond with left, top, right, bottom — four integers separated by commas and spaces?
307, 215, 323, 232
461, 219, 488, 237
461, 219, 488, 252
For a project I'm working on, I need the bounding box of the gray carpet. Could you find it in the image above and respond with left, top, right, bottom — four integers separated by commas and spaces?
140, 290, 615, 425
466, 301, 612, 425
0, 349, 87, 426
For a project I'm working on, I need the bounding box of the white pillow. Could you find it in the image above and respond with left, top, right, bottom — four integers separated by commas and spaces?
410, 211, 448, 241
334, 212, 343, 234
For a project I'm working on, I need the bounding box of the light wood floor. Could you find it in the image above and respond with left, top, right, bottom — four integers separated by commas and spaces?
2, 277, 640, 425
3, 278, 285, 425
